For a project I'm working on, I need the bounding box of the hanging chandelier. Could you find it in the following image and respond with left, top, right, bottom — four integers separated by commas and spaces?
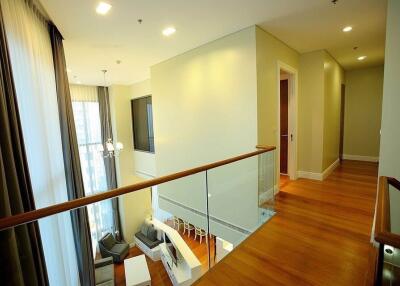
99, 70, 123, 158
99, 138, 123, 158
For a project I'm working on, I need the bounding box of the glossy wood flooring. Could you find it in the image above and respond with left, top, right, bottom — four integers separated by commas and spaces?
194, 160, 379, 286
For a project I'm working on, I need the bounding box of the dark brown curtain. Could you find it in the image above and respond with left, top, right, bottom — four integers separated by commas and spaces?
49, 24, 95, 285
98, 86, 122, 241
0, 4, 48, 285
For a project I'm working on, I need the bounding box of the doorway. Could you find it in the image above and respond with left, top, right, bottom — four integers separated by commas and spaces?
280, 76, 289, 175
277, 62, 298, 181
339, 84, 345, 162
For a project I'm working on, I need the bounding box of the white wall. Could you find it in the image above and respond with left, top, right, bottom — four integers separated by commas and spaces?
151, 27, 258, 173
109, 84, 152, 243
151, 26, 259, 244
378, 0, 400, 233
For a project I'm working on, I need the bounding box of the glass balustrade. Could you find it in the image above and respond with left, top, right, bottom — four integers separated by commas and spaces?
0, 148, 276, 285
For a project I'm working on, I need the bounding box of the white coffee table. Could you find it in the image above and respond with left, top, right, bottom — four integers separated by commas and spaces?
124, 254, 151, 286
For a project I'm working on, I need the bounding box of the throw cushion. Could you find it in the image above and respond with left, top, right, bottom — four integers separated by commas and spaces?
135, 232, 162, 249
147, 225, 157, 242
102, 233, 115, 250
111, 243, 129, 255
140, 223, 149, 236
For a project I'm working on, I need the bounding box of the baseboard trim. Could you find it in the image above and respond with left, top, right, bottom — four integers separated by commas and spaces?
342, 154, 379, 162
297, 171, 323, 181
298, 158, 340, 181
322, 158, 340, 180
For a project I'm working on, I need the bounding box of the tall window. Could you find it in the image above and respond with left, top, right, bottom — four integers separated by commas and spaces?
2, 0, 81, 284
70, 85, 114, 256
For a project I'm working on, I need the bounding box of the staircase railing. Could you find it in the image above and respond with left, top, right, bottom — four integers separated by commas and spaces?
374, 176, 400, 285
0, 145, 275, 231
0, 145, 277, 285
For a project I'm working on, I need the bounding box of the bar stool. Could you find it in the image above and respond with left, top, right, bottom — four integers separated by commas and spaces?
194, 226, 207, 243
183, 221, 195, 237
173, 216, 184, 231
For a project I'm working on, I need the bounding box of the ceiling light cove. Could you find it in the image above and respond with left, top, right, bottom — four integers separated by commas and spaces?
96, 2, 112, 15
342, 26, 352, 32
357, 56, 367, 61
162, 27, 176, 37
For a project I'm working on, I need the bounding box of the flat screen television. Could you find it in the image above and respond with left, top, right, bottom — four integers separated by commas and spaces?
130, 96, 155, 153
164, 233, 178, 267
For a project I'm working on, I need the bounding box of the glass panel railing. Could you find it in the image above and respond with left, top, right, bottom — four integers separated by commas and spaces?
258, 150, 276, 217
376, 177, 400, 285
382, 244, 400, 285
152, 172, 209, 283
389, 183, 400, 235
0, 148, 276, 285
206, 150, 276, 264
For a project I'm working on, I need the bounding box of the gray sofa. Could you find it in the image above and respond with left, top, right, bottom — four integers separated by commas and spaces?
95, 257, 114, 286
99, 233, 129, 263
135, 222, 162, 249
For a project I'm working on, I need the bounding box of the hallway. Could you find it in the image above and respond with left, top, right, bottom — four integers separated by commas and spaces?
195, 160, 379, 285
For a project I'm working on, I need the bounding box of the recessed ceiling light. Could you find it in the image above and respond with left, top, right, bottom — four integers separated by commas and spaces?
96, 2, 112, 15
358, 56, 367, 61
342, 26, 352, 32
77, 80, 82, 84
162, 27, 176, 37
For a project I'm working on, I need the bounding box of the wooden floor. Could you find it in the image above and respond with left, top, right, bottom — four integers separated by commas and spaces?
194, 160, 379, 286
114, 220, 214, 286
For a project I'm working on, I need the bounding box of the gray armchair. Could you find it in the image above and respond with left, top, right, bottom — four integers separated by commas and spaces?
95, 257, 114, 286
99, 233, 129, 263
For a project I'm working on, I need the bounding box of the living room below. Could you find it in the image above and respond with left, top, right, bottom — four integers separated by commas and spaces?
95, 214, 232, 285
112, 218, 218, 286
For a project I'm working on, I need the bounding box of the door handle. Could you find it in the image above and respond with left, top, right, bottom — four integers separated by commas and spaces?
281, 134, 288, 137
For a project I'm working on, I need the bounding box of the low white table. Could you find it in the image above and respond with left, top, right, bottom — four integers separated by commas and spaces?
124, 254, 151, 286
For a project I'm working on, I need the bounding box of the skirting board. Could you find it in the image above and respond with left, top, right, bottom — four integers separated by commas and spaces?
322, 158, 340, 180
297, 158, 340, 181
297, 171, 323, 181
342, 154, 379, 162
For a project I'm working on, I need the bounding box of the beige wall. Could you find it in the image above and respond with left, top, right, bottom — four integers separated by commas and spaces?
378, 0, 400, 233
255, 26, 299, 182
150, 27, 260, 240
298, 50, 344, 175
151, 26, 258, 174
128, 79, 156, 178
298, 50, 325, 173
322, 52, 344, 170
109, 84, 152, 243
343, 66, 383, 159
255, 26, 299, 147
109, 85, 135, 186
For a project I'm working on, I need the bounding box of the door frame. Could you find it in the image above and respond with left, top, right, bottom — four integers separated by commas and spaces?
277, 61, 298, 180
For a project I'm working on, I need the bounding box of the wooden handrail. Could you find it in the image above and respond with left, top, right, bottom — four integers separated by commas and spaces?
0, 146, 276, 231
375, 176, 400, 249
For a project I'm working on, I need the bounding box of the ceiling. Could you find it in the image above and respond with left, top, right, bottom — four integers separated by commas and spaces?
40, 0, 387, 85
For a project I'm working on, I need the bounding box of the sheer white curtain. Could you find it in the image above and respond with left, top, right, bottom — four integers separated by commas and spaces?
1, 0, 80, 285
70, 85, 114, 257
